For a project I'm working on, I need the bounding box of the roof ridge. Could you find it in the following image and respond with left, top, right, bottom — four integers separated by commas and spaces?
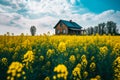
54, 19, 82, 29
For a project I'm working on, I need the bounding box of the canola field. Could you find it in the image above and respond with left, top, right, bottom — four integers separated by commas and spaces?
0, 34, 120, 80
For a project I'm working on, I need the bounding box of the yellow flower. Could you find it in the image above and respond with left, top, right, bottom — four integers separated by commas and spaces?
53, 64, 68, 79
12, 72, 16, 77
46, 49, 54, 58
64, 76, 67, 80
69, 55, 76, 63
72, 63, 81, 79
99, 46, 108, 56
83, 71, 88, 78
81, 55, 86, 60
7, 76, 10, 80
22, 39, 31, 48
17, 68, 22, 72
1, 57, 8, 65
7, 62, 25, 79
90, 78, 97, 80
72, 67, 80, 77
10, 77, 14, 80
96, 75, 101, 80
91, 56, 95, 61
17, 73, 21, 78
58, 42, 66, 53
22, 71, 25, 75
24, 76, 26, 80
74, 48, 79, 53
44, 76, 50, 80
23, 51, 35, 63
90, 62, 96, 71
60, 73, 64, 77
81, 55, 88, 68
15, 46, 20, 52
53, 75, 56, 80
57, 74, 61, 78
22, 51, 35, 69
113, 57, 120, 80
76, 63, 81, 68
39, 55, 44, 61
112, 43, 120, 56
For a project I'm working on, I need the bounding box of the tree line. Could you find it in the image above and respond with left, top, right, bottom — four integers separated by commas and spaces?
29, 21, 119, 36
86, 21, 119, 35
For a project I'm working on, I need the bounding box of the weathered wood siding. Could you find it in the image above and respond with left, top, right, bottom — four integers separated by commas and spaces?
55, 23, 68, 34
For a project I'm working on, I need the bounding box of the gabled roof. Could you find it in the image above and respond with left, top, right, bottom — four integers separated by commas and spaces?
54, 20, 82, 29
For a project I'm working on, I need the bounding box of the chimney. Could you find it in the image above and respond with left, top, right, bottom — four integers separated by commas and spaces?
70, 20, 72, 22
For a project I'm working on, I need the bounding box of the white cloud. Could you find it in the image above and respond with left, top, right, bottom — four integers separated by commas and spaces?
70, 0, 76, 4
0, 24, 27, 35
25, 0, 72, 17
77, 10, 120, 29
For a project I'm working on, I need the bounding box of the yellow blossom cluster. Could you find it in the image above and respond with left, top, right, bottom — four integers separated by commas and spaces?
83, 71, 88, 79
39, 55, 44, 61
90, 75, 101, 80
46, 49, 54, 58
69, 55, 76, 63
15, 46, 21, 52
74, 48, 79, 53
7, 62, 26, 80
23, 51, 34, 63
58, 42, 66, 53
112, 43, 120, 56
99, 46, 108, 56
44, 76, 50, 80
113, 57, 120, 80
81, 55, 88, 68
91, 56, 95, 61
0, 33, 120, 80
22, 39, 31, 49
22, 51, 35, 69
72, 63, 81, 79
1, 57, 8, 65
90, 62, 96, 71
106, 40, 113, 47
53, 64, 68, 80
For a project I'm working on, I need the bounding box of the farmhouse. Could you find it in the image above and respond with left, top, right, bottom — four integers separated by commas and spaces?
54, 20, 84, 35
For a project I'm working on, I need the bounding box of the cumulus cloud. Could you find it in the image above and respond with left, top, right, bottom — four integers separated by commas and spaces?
75, 10, 120, 30
0, 0, 120, 35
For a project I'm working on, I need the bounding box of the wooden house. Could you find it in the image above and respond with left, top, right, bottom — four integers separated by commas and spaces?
54, 20, 84, 35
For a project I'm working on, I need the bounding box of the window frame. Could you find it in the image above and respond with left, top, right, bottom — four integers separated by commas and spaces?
63, 29, 66, 34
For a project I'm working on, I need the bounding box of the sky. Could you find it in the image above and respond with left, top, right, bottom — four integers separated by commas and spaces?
0, 0, 120, 35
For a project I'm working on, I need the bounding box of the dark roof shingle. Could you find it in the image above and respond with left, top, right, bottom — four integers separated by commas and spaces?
54, 20, 82, 29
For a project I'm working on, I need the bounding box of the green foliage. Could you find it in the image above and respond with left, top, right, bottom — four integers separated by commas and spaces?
0, 35, 119, 80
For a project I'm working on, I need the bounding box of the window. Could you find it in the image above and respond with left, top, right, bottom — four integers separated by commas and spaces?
57, 30, 60, 34
63, 30, 66, 34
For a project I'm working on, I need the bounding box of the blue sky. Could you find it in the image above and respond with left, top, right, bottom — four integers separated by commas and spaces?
0, 0, 120, 35
80, 0, 120, 13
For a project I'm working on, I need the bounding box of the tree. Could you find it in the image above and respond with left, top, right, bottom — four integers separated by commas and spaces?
106, 21, 117, 35
90, 27, 94, 35
7, 32, 10, 36
30, 26, 36, 36
98, 23, 103, 35
100, 23, 106, 35
112, 23, 117, 35
87, 28, 91, 35
94, 26, 98, 35
86, 21, 119, 35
